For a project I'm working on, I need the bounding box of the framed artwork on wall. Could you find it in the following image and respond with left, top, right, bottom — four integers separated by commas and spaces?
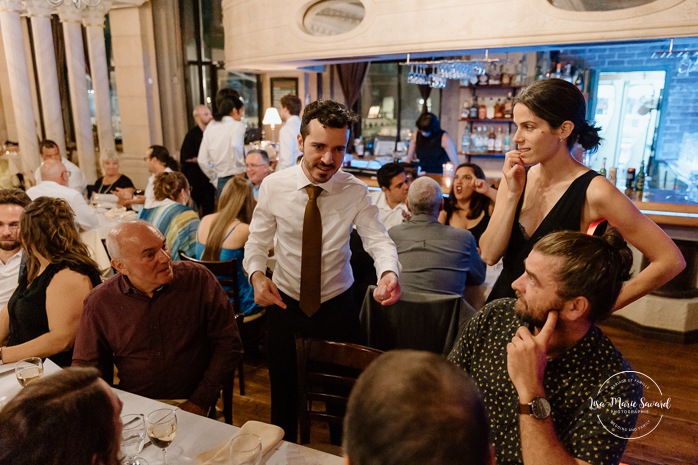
271, 78, 299, 108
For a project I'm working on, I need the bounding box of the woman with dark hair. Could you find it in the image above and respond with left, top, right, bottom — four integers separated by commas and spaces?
406, 112, 458, 173
196, 177, 261, 315
198, 94, 247, 197
439, 162, 497, 245
139, 171, 200, 261
0, 367, 122, 465
481, 78, 684, 307
0, 197, 101, 366
121, 144, 179, 211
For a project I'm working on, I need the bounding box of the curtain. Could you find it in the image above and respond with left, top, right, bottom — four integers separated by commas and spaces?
417, 83, 432, 114
335, 62, 370, 151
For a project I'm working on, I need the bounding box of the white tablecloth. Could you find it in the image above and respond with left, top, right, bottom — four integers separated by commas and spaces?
0, 360, 344, 465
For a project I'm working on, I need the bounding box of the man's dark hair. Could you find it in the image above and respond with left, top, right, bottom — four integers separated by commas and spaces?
344, 350, 491, 465
534, 228, 633, 321
148, 145, 179, 171
0, 188, 30, 208
39, 139, 59, 153
280, 94, 302, 116
215, 88, 241, 113
415, 112, 441, 134
300, 99, 359, 139
214, 95, 245, 122
0, 367, 120, 465
376, 163, 405, 190
246, 149, 269, 165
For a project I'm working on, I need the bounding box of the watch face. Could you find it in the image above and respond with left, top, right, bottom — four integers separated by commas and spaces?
531, 397, 551, 419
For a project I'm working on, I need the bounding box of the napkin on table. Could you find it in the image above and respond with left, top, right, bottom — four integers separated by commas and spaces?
197, 420, 284, 464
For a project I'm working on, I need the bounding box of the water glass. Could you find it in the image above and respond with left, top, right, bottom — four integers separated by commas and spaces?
146, 408, 177, 465
15, 357, 43, 388
121, 414, 149, 465
230, 434, 262, 465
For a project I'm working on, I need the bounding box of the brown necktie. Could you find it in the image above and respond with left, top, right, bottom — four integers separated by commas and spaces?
300, 185, 323, 316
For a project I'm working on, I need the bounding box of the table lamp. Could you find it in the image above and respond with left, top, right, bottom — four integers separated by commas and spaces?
263, 108, 282, 144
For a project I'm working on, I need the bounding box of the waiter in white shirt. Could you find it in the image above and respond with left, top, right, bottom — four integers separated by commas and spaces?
276, 94, 302, 171
0, 189, 30, 309
244, 99, 400, 442
33, 140, 87, 195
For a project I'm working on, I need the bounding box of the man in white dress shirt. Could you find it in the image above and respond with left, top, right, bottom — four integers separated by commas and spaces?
26, 160, 98, 231
32, 140, 87, 195
371, 162, 410, 230
244, 99, 401, 442
0, 189, 30, 308
197, 95, 246, 197
276, 94, 302, 171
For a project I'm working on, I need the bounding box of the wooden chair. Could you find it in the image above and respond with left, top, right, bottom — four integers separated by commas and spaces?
295, 337, 383, 447
179, 252, 245, 424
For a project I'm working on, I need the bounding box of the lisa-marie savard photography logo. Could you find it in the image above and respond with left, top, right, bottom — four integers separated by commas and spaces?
589, 370, 671, 440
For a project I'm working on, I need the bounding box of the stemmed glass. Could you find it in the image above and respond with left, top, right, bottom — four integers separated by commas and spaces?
15, 357, 43, 387
121, 414, 149, 465
230, 434, 262, 465
146, 408, 177, 465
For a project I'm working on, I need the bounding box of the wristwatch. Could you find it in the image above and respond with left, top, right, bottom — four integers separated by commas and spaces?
519, 397, 551, 419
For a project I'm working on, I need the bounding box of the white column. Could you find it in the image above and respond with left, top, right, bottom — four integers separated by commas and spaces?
0, 0, 40, 180
83, 0, 114, 157
24, 0, 67, 157
58, 2, 96, 184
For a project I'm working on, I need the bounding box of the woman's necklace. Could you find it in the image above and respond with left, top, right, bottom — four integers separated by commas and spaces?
98, 175, 119, 194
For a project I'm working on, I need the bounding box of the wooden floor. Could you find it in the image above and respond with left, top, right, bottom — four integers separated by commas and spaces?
227, 319, 698, 464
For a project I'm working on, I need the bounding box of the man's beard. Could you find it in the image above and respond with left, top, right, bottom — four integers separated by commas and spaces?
0, 240, 20, 252
514, 291, 564, 328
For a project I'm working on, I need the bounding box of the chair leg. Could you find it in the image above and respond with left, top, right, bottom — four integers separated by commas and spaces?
238, 359, 245, 396
222, 378, 234, 425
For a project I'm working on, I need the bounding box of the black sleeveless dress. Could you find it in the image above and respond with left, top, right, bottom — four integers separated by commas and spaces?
487, 170, 600, 302
7, 262, 102, 367
444, 209, 490, 245
416, 130, 450, 173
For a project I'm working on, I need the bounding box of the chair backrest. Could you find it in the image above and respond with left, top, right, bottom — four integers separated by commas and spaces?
179, 251, 241, 315
359, 285, 476, 355
296, 337, 383, 445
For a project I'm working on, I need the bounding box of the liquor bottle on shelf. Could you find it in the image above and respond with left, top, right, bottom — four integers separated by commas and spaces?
599, 157, 607, 177
486, 98, 495, 119
562, 63, 573, 82
521, 54, 528, 84
461, 99, 470, 118
503, 126, 512, 152
574, 68, 585, 92
626, 167, 636, 190
475, 126, 487, 153
635, 159, 646, 192
553, 62, 563, 79
494, 99, 504, 118
487, 127, 496, 152
477, 98, 486, 119
461, 126, 471, 153
469, 99, 479, 119
489, 63, 501, 86
494, 126, 504, 153
503, 92, 513, 119
513, 59, 523, 86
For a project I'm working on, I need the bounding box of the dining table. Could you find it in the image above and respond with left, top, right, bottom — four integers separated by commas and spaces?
0, 359, 344, 465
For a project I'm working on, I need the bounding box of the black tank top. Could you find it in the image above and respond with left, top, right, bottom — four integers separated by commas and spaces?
487, 170, 600, 302
444, 210, 490, 246
7, 262, 102, 367
416, 130, 450, 173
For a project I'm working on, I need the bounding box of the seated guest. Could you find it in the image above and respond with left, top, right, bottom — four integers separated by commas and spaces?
389, 176, 485, 296
73, 220, 242, 416
121, 145, 179, 210
344, 350, 493, 465
196, 177, 261, 316
448, 228, 642, 465
33, 139, 87, 195
439, 163, 496, 245
371, 162, 410, 229
26, 160, 99, 231
138, 171, 200, 261
0, 367, 122, 465
0, 189, 30, 309
0, 197, 101, 366
245, 149, 272, 200
93, 149, 135, 207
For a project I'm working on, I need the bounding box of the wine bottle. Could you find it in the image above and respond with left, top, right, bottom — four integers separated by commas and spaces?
635, 159, 646, 192
487, 128, 496, 153
461, 126, 471, 154
599, 157, 607, 177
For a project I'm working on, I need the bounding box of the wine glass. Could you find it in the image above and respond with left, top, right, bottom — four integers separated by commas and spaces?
15, 357, 43, 387
230, 434, 262, 465
146, 408, 177, 465
121, 414, 149, 465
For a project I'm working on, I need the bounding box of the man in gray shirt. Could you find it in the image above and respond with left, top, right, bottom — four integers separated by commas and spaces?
389, 176, 485, 296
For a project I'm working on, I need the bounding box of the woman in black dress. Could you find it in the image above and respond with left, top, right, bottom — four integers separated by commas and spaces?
93, 150, 135, 207
406, 112, 459, 173
0, 197, 102, 366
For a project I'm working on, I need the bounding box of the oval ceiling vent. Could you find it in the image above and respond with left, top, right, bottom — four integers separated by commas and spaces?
303, 0, 365, 37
